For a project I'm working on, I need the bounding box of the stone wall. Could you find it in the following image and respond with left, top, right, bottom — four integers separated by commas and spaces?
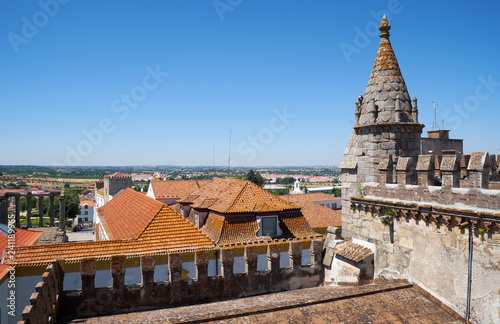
341, 152, 500, 323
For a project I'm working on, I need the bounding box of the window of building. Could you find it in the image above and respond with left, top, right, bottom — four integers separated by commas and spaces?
84, 205, 88, 209
85, 211, 88, 215
84, 217, 88, 222
257, 216, 281, 237
326, 203, 330, 208
194, 213, 199, 228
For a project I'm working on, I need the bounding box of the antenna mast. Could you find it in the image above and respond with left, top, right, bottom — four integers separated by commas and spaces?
212, 144, 215, 179
432, 100, 438, 130
227, 130, 232, 178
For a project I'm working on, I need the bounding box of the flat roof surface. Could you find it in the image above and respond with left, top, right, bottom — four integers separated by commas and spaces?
68, 282, 465, 324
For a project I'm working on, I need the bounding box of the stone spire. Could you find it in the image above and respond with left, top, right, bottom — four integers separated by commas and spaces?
358, 15, 413, 125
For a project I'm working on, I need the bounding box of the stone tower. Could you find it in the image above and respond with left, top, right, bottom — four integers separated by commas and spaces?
340, 16, 424, 239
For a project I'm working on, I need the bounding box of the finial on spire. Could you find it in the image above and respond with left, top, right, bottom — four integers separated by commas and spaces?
379, 14, 391, 39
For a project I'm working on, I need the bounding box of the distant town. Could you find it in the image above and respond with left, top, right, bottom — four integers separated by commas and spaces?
0, 165, 341, 197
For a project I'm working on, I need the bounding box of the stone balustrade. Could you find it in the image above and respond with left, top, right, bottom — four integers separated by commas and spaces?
0, 191, 64, 229
17, 240, 324, 323
19, 260, 65, 324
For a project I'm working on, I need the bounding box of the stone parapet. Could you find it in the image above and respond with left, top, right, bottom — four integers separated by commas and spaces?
18, 240, 324, 323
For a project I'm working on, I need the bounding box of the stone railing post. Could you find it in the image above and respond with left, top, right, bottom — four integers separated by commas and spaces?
221, 248, 234, 296
289, 241, 302, 271
396, 157, 414, 185
461, 154, 471, 179
59, 193, 66, 231
49, 193, 56, 226
80, 258, 96, 298
244, 246, 257, 276
27, 191, 33, 228
15, 195, 21, 228
468, 152, 490, 189
378, 155, 393, 184
111, 255, 126, 300
195, 250, 209, 283
168, 253, 182, 283
38, 195, 44, 227
441, 151, 460, 189
416, 154, 434, 187
168, 253, 183, 304
310, 239, 324, 267
140, 255, 155, 300
267, 243, 281, 284
220, 248, 234, 281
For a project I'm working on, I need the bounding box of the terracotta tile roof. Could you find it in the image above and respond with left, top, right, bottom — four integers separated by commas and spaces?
335, 241, 374, 263
9, 203, 215, 267
279, 211, 319, 239
0, 226, 43, 279
298, 202, 342, 229
281, 193, 338, 203
108, 172, 131, 179
80, 200, 95, 207
181, 178, 300, 214
150, 180, 211, 200
201, 213, 271, 246
97, 188, 164, 240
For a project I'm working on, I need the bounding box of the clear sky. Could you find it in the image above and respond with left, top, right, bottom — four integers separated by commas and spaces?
1, 1, 499, 167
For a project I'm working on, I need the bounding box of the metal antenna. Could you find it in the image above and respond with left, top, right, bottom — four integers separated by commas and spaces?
212, 144, 215, 179
432, 101, 438, 130
227, 130, 232, 178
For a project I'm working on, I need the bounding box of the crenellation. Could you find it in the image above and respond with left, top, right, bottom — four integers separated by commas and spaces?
468, 152, 490, 189
18, 242, 325, 323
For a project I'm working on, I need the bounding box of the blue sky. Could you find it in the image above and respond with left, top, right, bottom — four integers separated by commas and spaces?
1, 1, 499, 167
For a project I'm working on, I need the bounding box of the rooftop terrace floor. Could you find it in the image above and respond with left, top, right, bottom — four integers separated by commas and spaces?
65, 281, 465, 324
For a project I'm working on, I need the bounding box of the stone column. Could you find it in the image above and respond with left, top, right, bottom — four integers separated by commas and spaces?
468, 152, 490, 189
58, 193, 66, 231
38, 195, 44, 227
111, 255, 126, 300
140, 255, 155, 301
416, 154, 434, 187
267, 243, 281, 284
15, 196, 20, 228
80, 258, 96, 297
26, 192, 33, 228
49, 193, 55, 226
289, 242, 302, 271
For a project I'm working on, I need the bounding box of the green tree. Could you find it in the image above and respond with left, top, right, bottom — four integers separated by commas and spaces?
64, 182, 70, 188
64, 190, 81, 219
332, 187, 341, 197
246, 169, 264, 187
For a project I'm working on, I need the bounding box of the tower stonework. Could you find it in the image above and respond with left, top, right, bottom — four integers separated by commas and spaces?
340, 16, 424, 239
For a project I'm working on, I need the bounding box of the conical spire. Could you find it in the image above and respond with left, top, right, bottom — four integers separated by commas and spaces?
357, 15, 413, 125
